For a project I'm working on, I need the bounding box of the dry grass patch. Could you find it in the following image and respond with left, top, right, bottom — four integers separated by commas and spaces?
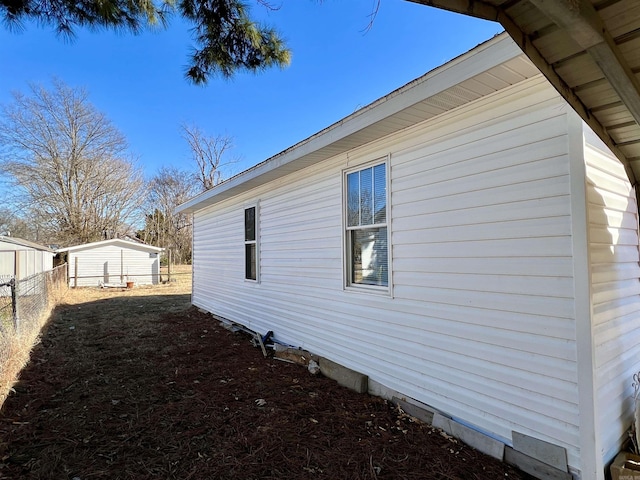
159, 264, 192, 289
62, 263, 192, 307
0, 280, 68, 408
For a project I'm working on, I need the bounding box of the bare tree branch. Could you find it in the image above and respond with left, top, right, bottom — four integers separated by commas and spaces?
363, 0, 381, 33
181, 124, 236, 191
255, 0, 282, 11
0, 79, 146, 245
141, 166, 198, 263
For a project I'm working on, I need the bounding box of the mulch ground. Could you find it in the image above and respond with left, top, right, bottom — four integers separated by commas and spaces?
0, 288, 533, 479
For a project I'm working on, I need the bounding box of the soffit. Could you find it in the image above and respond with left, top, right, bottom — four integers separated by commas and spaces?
410, 0, 640, 185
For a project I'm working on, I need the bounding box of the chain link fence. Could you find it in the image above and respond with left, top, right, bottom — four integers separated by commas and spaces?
1, 264, 68, 406
0, 275, 14, 329
0, 264, 68, 335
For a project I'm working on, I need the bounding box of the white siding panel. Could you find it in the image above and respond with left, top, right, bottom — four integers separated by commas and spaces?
394, 236, 573, 259
393, 177, 571, 219
395, 215, 571, 243
391, 116, 569, 190
393, 195, 572, 231
588, 207, 638, 230
191, 80, 581, 465
0, 241, 53, 278
586, 136, 640, 467
69, 243, 160, 286
0, 251, 15, 277
393, 285, 575, 319
394, 256, 574, 277
396, 271, 573, 298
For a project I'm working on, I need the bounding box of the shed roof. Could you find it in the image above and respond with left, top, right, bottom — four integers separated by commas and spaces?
0, 236, 54, 253
178, 33, 538, 214
56, 238, 163, 254
413, 0, 640, 186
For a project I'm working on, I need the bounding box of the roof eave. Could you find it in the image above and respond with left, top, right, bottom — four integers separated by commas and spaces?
409, 0, 640, 187
0, 235, 55, 253
177, 32, 525, 214
56, 238, 164, 254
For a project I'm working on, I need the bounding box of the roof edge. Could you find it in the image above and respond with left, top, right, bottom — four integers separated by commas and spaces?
56, 238, 164, 253
177, 32, 518, 214
0, 235, 55, 253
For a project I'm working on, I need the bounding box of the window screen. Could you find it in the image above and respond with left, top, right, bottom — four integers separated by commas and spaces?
345, 162, 388, 288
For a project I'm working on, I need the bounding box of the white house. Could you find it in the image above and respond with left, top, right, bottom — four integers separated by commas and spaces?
0, 236, 55, 279
57, 239, 163, 287
177, 33, 640, 480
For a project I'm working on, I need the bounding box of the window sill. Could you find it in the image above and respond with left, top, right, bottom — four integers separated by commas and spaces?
344, 284, 391, 297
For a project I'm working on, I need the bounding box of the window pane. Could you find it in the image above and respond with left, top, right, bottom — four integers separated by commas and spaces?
373, 163, 386, 224
346, 172, 360, 227
360, 167, 373, 225
350, 227, 388, 286
244, 207, 255, 241
245, 244, 256, 280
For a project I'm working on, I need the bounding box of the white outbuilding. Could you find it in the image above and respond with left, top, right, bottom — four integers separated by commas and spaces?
57, 238, 163, 287
177, 34, 640, 480
0, 236, 55, 279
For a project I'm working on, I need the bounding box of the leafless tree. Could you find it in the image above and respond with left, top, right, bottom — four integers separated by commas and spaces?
0, 79, 146, 246
141, 166, 198, 263
182, 124, 236, 191
0, 208, 34, 239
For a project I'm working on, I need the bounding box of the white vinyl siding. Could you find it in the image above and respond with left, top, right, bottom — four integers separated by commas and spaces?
585, 132, 640, 467
192, 77, 583, 466
192, 174, 343, 334
0, 240, 54, 279
66, 242, 161, 287
390, 85, 580, 460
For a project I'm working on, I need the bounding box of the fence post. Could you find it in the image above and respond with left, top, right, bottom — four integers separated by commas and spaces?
74, 257, 78, 288
14, 251, 20, 280
10, 278, 17, 331
168, 249, 172, 283
44, 269, 50, 308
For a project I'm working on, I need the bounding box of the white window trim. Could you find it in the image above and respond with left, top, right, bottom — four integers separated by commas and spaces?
342, 156, 392, 296
244, 202, 260, 283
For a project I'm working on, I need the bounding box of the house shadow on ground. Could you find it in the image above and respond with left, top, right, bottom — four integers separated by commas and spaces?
0, 289, 534, 480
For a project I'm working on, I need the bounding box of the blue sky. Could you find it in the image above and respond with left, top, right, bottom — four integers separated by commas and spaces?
0, 1, 503, 181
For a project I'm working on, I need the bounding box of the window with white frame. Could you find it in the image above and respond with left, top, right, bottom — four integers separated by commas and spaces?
244, 206, 258, 281
345, 160, 389, 289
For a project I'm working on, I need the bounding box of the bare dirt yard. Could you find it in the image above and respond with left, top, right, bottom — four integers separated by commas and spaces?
0, 273, 533, 479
